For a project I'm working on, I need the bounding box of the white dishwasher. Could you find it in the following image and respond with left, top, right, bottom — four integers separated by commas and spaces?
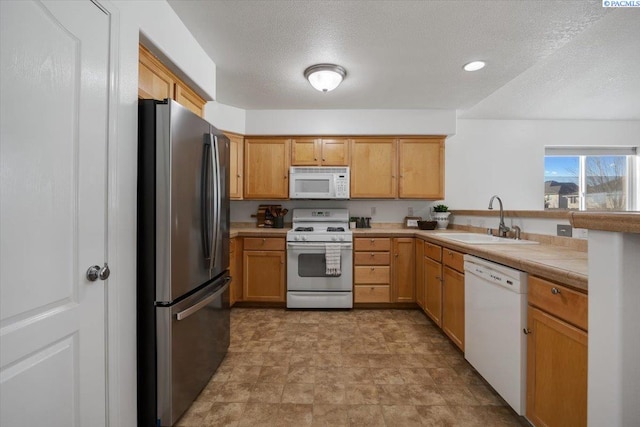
464, 254, 528, 415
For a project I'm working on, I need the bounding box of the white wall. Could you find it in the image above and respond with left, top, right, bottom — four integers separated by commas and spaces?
105, 1, 218, 425
121, 1, 216, 100
244, 109, 456, 135
206, 101, 246, 134
445, 119, 640, 210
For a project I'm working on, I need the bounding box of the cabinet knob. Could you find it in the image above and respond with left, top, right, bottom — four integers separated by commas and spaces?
322, 158, 326, 161
370, 253, 374, 257
435, 276, 441, 281
523, 328, 532, 335
262, 238, 266, 243
395, 253, 399, 257
370, 239, 375, 243
314, 158, 317, 161
551, 287, 561, 295
370, 267, 375, 271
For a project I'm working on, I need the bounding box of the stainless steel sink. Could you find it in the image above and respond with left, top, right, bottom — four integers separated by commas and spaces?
437, 233, 539, 245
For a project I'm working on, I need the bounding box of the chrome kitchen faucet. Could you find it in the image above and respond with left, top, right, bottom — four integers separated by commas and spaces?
488, 195, 510, 237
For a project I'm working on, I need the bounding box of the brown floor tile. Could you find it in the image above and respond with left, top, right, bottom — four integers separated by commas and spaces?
370, 367, 406, 384
277, 403, 313, 427
237, 403, 279, 427
258, 365, 288, 383
314, 383, 346, 404
344, 384, 379, 404
381, 404, 423, 426
287, 365, 315, 383
281, 382, 314, 404
347, 404, 386, 427
248, 382, 284, 403
183, 308, 525, 427
228, 366, 261, 383
203, 402, 245, 427
311, 404, 349, 426
415, 405, 457, 426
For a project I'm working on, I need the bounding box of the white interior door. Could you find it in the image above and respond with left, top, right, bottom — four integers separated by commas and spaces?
0, 1, 110, 426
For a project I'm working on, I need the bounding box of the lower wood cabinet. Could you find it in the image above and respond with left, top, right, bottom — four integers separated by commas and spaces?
442, 265, 465, 351
229, 237, 243, 306
423, 256, 443, 326
526, 277, 588, 427
415, 242, 425, 309
392, 238, 415, 302
354, 237, 391, 303
242, 237, 285, 302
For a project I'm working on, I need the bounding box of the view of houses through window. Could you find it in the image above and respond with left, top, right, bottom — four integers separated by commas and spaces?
544, 147, 638, 211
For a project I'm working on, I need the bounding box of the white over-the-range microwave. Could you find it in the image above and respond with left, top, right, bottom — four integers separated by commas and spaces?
289, 166, 350, 199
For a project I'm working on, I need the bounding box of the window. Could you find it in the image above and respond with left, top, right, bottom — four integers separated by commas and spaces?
544, 146, 638, 211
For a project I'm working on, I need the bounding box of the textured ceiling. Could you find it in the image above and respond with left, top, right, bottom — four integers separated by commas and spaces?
167, 1, 639, 119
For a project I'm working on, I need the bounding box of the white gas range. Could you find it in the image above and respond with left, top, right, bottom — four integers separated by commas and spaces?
286, 209, 353, 309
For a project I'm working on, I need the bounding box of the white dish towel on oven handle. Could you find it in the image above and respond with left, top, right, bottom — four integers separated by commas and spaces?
325, 243, 342, 276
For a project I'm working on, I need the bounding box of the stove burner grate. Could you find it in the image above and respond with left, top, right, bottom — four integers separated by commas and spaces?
294, 227, 314, 232
326, 227, 345, 232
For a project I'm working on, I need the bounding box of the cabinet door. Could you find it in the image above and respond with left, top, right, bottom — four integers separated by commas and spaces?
226, 133, 244, 200
243, 251, 285, 302
424, 257, 443, 326
174, 82, 206, 118
138, 45, 174, 100
527, 306, 587, 427
229, 238, 243, 305
398, 138, 444, 199
442, 266, 464, 350
291, 138, 320, 165
350, 138, 397, 198
415, 241, 425, 309
320, 138, 350, 166
392, 238, 415, 303
244, 138, 290, 199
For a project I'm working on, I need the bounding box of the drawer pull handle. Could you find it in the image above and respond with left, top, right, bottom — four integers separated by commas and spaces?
523, 328, 532, 335
551, 287, 561, 295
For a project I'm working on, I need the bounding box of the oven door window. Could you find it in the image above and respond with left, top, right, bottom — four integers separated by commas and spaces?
297, 253, 341, 277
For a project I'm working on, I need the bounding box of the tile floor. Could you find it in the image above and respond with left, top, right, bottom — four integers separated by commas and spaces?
177, 308, 528, 426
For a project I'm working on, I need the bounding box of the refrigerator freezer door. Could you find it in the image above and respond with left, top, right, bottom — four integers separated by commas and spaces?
156, 275, 231, 426
156, 101, 218, 302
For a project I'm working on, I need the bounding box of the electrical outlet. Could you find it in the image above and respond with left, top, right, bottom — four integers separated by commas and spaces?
557, 224, 572, 237
371, 206, 376, 216
408, 207, 414, 216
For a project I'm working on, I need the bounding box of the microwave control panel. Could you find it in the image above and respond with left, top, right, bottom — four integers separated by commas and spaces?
335, 174, 349, 198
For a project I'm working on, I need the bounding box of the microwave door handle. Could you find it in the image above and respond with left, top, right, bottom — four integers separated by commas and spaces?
209, 134, 220, 270
200, 138, 211, 262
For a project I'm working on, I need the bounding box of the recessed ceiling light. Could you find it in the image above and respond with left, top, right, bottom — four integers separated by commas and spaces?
304, 64, 347, 92
463, 61, 486, 72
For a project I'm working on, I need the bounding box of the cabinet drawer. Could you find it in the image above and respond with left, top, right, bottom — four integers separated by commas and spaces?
243, 237, 285, 251
442, 248, 464, 272
354, 285, 391, 303
354, 238, 391, 251
423, 241, 442, 262
354, 251, 391, 266
354, 266, 390, 284
528, 276, 588, 331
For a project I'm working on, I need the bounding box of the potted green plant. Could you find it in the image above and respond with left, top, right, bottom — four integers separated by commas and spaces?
431, 204, 450, 229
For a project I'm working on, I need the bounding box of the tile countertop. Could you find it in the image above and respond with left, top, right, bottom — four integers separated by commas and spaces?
230, 227, 588, 293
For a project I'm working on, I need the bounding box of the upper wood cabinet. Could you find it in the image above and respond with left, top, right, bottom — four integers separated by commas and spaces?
138, 44, 206, 118
244, 138, 290, 199
225, 132, 244, 200
398, 138, 444, 199
350, 138, 397, 198
291, 138, 350, 166
138, 45, 175, 101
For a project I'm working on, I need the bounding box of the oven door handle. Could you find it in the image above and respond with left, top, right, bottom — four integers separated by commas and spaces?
287, 243, 352, 250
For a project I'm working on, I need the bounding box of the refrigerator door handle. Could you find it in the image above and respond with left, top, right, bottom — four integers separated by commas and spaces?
200, 139, 212, 262
175, 277, 231, 321
210, 134, 221, 270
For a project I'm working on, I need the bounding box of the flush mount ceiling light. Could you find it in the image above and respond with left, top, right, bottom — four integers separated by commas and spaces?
463, 61, 486, 72
304, 64, 347, 92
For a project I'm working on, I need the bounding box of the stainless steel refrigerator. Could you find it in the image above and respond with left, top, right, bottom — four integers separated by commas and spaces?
137, 99, 230, 427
